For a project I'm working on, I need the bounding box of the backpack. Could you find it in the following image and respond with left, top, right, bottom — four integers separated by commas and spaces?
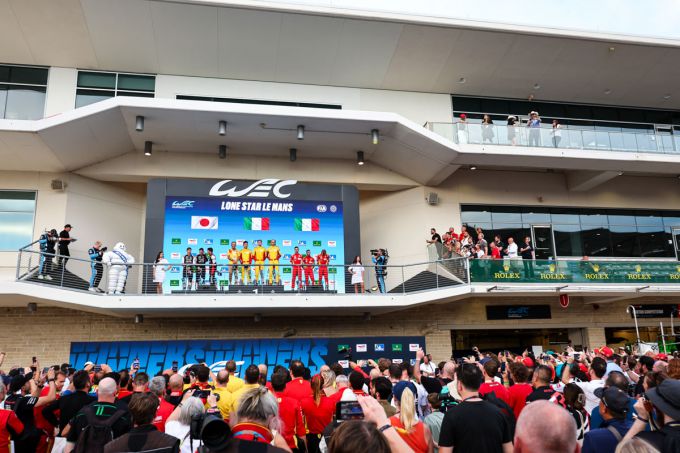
481, 392, 516, 439
74, 406, 127, 453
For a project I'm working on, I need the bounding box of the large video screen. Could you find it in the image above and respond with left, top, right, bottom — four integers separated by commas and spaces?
162, 195, 346, 292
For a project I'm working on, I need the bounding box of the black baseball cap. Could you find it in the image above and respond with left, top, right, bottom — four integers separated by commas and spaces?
594, 387, 629, 417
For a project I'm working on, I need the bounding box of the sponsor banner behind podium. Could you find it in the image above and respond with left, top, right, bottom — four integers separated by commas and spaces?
70, 336, 425, 377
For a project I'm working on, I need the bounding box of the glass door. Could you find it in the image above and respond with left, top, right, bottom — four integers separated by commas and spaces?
673, 228, 680, 261
531, 225, 556, 260
655, 125, 674, 153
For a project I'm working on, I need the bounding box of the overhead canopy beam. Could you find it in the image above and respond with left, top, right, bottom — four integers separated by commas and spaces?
566, 170, 620, 192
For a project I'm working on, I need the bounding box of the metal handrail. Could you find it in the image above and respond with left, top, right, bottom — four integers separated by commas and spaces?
15, 244, 470, 296
425, 121, 679, 154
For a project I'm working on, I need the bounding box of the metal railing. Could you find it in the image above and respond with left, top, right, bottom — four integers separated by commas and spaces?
16, 243, 469, 296
426, 122, 680, 154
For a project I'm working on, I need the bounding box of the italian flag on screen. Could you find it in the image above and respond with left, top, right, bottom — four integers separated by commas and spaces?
294, 218, 320, 231
244, 217, 270, 230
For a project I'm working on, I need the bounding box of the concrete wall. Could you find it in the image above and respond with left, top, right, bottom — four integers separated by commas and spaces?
0, 171, 145, 283
154, 75, 453, 125
44, 67, 77, 117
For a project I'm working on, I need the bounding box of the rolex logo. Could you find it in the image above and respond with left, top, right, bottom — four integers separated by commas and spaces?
591, 264, 600, 272
549, 264, 556, 273
635, 264, 642, 273
503, 264, 510, 272
677, 265, 680, 273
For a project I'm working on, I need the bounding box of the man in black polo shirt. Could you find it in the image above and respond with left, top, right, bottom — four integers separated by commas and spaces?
58, 224, 74, 268
525, 365, 558, 405
438, 364, 512, 453
42, 370, 95, 436
66, 377, 131, 451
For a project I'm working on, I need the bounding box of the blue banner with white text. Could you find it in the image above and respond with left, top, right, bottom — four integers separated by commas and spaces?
70, 336, 426, 378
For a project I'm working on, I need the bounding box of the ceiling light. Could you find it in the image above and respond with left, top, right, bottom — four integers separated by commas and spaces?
533, 83, 541, 90
297, 125, 305, 140
458, 77, 466, 84
663, 94, 671, 100
218, 145, 227, 159
357, 151, 365, 166
608, 46, 616, 52
135, 115, 144, 132
289, 148, 297, 162
371, 129, 380, 145
144, 141, 152, 156
618, 171, 623, 176
135, 314, 144, 324
218, 120, 227, 136
604, 89, 612, 95
470, 165, 477, 171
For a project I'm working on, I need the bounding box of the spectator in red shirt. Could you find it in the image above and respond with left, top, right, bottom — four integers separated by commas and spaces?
301, 375, 335, 453
448, 227, 459, 241
283, 360, 312, 403
34, 370, 66, 453
149, 376, 174, 432
271, 372, 306, 451
478, 359, 510, 405
489, 242, 501, 259
507, 362, 533, 419
0, 382, 24, 453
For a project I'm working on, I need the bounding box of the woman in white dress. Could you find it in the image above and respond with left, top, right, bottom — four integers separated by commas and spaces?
348, 255, 365, 294
153, 251, 171, 294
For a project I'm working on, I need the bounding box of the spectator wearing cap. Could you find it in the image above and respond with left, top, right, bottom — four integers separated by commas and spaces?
625, 378, 680, 452
595, 346, 623, 378
57, 224, 74, 268
581, 386, 633, 453
388, 381, 433, 453
507, 115, 518, 145
526, 111, 541, 147
456, 113, 468, 144
589, 371, 637, 430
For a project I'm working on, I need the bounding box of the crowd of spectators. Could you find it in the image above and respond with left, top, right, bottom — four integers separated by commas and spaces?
427, 226, 534, 261
0, 345, 677, 453
454, 111, 563, 148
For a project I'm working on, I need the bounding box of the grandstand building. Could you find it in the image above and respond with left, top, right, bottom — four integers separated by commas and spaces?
0, 1, 679, 369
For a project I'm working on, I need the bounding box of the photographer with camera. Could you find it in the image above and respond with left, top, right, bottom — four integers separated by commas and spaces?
371, 249, 387, 294
88, 241, 106, 293
164, 390, 206, 453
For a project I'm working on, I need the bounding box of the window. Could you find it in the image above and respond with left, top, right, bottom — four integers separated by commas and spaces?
461, 205, 680, 258
0, 191, 36, 250
0, 64, 48, 120
75, 71, 155, 108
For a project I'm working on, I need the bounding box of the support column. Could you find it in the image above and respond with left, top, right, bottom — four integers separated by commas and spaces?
425, 328, 452, 363
584, 327, 607, 348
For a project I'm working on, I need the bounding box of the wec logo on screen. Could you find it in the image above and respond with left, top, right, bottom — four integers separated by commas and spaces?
171, 200, 195, 209
209, 179, 297, 199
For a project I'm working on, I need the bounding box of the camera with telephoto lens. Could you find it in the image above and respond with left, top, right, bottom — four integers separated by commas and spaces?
189, 413, 233, 452
101, 246, 108, 252
193, 389, 219, 401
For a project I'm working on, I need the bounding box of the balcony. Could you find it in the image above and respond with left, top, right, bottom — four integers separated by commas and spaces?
426, 122, 680, 155
6, 241, 680, 316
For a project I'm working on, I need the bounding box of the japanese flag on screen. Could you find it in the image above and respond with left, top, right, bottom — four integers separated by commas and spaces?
191, 216, 218, 229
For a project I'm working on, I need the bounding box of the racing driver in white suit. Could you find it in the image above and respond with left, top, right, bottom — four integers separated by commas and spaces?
103, 242, 135, 294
